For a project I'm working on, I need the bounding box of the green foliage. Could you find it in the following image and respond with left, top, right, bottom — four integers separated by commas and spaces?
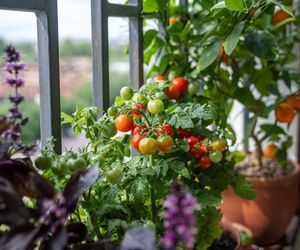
232, 175, 256, 200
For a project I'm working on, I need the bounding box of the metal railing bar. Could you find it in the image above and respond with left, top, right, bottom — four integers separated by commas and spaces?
129, 0, 143, 89
36, 2, 61, 153
107, 3, 139, 17
0, 0, 46, 12
91, 0, 110, 111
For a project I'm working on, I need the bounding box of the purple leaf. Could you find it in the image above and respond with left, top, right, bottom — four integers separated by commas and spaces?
0, 177, 30, 225
66, 222, 88, 243
63, 166, 99, 212
0, 223, 39, 250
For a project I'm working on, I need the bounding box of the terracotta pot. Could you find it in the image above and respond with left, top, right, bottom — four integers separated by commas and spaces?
220, 219, 242, 250
221, 160, 300, 246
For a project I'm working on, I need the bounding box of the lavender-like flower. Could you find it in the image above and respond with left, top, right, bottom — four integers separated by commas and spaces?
161, 181, 200, 250
1, 45, 26, 144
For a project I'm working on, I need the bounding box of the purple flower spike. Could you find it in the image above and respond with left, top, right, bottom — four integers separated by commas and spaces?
161, 181, 200, 250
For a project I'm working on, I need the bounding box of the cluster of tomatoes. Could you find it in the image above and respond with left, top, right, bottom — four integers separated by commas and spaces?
154, 75, 189, 100
177, 128, 227, 169
275, 94, 300, 124
131, 124, 174, 155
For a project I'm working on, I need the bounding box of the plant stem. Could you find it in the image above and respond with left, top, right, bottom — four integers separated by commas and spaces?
251, 117, 263, 170
149, 155, 157, 223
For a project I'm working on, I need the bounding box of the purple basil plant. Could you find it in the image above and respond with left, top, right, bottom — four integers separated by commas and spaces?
161, 181, 200, 250
1, 45, 36, 158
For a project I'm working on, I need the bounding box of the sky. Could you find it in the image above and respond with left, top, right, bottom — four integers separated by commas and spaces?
0, 0, 129, 43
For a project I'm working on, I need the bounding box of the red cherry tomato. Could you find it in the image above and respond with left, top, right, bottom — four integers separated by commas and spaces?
131, 133, 144, 150
132, 125, 147, 135
132, 103, 146, 115
156, 124, 173, 136
188, 136, 200, 148
155, 75, 166, 81
177, 128, 191, 139
199, 156, 212, 169
115, 115, 134, 132
172, 77, 188, 92
167, 83, 181, 100
190, 144, 204, 158
199, 143, 208, 154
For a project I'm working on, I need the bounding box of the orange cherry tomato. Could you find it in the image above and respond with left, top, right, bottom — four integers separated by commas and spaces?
275, 103, 296, 123
115, 114, 134, 132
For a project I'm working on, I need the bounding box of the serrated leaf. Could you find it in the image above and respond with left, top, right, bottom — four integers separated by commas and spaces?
169, 113, 194, 129
233, 175, 256, 200
189, 104, 218, 120
198, 192, 222, 206
172, 163, 191, 179
198, 41, 222, 71
224, 21, 245, 55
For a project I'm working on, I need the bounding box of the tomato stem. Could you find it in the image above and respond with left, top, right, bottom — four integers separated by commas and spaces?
149, 155, 157, 223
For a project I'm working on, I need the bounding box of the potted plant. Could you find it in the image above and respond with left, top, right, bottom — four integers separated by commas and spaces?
179, 0, 300, 246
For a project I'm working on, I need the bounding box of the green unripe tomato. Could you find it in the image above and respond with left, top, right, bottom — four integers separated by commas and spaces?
188, 83, 198, 95
107, 106, 117, 116
35, 154, 53, 170
105, 166, 124, 184
51, 160, 65, 176
68, 157, 87, 171
209, 151, 223, 163
132, 93, 148, 104
120, 86, 133, 100
155, 91, 167, 100
147, 99, 164, 114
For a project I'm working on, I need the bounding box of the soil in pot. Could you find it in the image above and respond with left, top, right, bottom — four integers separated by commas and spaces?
221, 152, 300, 246
208, 231, 237, 250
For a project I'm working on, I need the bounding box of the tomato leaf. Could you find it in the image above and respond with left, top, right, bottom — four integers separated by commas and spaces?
198, 192, 222, 206
224, 21, 245, 55
232, 175, 256, 200
233, 87, 256, 107
169, 113, 194, 129
189, 104, 218, 121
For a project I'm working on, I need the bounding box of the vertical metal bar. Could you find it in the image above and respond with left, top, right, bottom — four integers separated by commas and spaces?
36, 1, 61, 153
129, 0, 144, 89
91, 0, 110, 111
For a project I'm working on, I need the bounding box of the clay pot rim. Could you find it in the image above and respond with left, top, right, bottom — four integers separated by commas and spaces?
220, 219, 241, 250
245, 160, 300, 186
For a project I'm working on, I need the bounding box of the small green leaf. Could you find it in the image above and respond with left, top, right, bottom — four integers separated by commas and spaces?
144, 29, 158, 49
143, 0, 159, 13
233, 87, 256, 106
212, 1, 226, 10
224, 21, 245, 55
198, 41, 222, 71
225, 0, 247, 12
